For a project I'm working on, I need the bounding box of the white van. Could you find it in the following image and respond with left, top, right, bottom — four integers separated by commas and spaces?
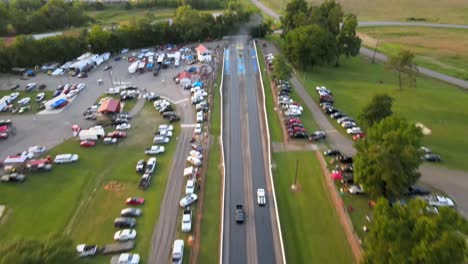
172, 239, 184, 264
196, 111, 203, 123
54, 154, 79, 164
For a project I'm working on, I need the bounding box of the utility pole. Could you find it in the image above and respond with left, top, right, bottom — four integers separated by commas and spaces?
372, 39, 379, 64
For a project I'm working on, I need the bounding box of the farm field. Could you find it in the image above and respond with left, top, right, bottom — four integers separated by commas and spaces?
297, 56, 468, 171
0, 104, 178, 264
359, 27, 468, 80
259, 0, 468, 24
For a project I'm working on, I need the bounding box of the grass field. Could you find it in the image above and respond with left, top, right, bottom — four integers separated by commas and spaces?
0, 90, 53, 115
260, 0, 468, 24
296, 56, 468, 171
272, 151, 355, 263
0, 103, 178, 264
87, 8, 176, 26
257, 45, 284, 142
359, 27, 468, 80
198, 65, 222, 263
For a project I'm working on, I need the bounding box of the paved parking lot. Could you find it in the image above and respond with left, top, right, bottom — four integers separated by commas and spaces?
0, 43, 219, 160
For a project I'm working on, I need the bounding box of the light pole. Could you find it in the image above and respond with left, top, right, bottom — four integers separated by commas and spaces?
291, 159, 299, 191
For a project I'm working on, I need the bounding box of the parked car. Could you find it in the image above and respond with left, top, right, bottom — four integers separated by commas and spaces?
121, 208, 142, 217
9, 84, 20, 90
114, 217, 136, 228
54, 154, 79, 164
194, 123, 202, 135
353, 133, 365, 141
18, 97, 31, 106
114, 229, 137, 241
35, 93, 45, 102
423, 153, 441, 162
139, 174, 152, 190
80, 140, 96, 148
25, 83, 37, 91
172, 240, 184, 264
145, 146, 165, 155
126, 197, 145, 205
257, 188, 266, 206
341, 121, 357, 129
235, 205, 245, 223
338, 155, 353, 164
423, 195, 454, 207
103, 137, 118, 144
348, 185, 364, 194
179, 194, 198, 207
108, 131, 127, 138
28, 145, 46, 154
116, 123, 131, 130
153, 136, 170, 144
9, 92, 19, 101
309, 131, 326, 141
76, 244, 97, 257
346, 127, 362, 135
181, 207, 192, 232
136, 160, 146, 173
323, 149, 341, 156
1, 173, 26, 183
185, 179, 196, 194
407, 185, 430, 196
39, 84, 47, 90
77, 72, 88, 78
18, 105, 31, 114
145, 158, 156, 174
103, 65, 112, 71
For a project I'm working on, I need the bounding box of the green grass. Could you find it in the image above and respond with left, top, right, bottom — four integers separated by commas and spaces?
197, 142, 221, 263
359, 27, 468, 80
257, 44, 284, 142
87, 8, 176, 26
273, 151, 355, 263
296, 56, 468, 171
0, 90, 53, 115
198, 64, 222, 263
259, 0, 468, 24
0, 103, 178, 264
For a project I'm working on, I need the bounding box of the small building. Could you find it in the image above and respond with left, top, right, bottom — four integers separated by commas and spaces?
98, 98, 121, 115
178, 71, 192, 87
195, 44, 212, 62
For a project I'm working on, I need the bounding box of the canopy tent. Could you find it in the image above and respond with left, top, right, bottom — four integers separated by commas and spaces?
193, 81, 203, 88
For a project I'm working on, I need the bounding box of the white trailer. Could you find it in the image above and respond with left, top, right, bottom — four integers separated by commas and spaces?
128, 61, 139, 74
78, 127, 105, 141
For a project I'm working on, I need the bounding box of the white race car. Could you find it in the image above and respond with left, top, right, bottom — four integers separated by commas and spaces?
28, 146, 46, 154
257, 188, 266, 206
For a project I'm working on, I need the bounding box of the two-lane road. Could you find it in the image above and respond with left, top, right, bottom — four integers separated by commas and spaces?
222, 36, 281, 264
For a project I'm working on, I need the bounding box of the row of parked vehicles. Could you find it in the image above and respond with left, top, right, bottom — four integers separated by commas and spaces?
316, 86, 365, 140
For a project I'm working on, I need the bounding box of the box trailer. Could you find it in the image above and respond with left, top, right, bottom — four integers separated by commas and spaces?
128, 62, 139, 74
79, 127, 105, 141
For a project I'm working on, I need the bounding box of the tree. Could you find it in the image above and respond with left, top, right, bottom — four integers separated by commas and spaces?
280, 0, 308, 35
354, 116, 423, 199
0, 235, 80, 264
88, 25, 111, 54
358, 93, 394, 129
388, 49, 418, 90
336, 14, 361, 66
272, 54, 292, 81
364, 199, 468, 264
284, 24, 336, 69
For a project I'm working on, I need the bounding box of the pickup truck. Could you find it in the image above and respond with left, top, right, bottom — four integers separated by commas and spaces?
144, 146, 165, 155
235, 205, 244, 223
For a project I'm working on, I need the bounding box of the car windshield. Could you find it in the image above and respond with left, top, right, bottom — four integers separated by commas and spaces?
172, 254, 181, 261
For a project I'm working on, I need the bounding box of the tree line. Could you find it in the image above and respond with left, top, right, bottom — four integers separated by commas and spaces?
0, 0, 90, 36
280, 0, 361, 69
0, 3, 267, 72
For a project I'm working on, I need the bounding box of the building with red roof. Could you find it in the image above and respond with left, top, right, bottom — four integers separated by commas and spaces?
97, 98, 121, 114
195, 44, 212, 62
